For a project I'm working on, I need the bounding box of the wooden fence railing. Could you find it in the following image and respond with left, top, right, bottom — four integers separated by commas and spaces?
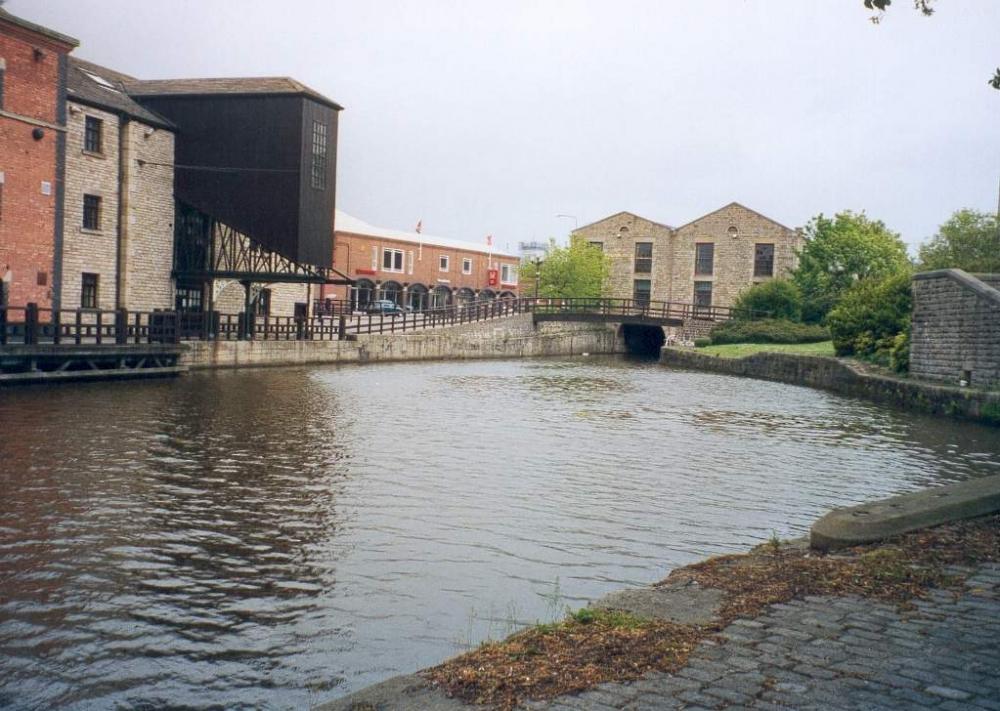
0, 297, 741, 347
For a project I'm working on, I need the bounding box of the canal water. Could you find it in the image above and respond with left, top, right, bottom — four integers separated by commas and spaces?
1, 356, 998, 709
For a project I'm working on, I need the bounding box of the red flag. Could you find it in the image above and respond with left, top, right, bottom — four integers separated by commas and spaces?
415, 220, 422, 234
486, 234, 493, 247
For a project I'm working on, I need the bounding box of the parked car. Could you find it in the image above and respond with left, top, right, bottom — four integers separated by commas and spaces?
365, 299, 406, 315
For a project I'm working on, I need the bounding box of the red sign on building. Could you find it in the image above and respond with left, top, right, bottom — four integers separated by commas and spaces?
487, 269, 499, 286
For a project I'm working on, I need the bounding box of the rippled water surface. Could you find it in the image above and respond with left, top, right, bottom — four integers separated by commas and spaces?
1, 356, 998, 709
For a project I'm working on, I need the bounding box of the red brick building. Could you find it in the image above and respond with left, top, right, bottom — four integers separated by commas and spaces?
0, 10, 78, 308
321, 210, 520, 311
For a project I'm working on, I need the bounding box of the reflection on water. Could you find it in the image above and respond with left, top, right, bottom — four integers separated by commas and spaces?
1, 356, 997, 709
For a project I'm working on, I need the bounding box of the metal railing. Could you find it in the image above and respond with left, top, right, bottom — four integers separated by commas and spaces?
0, 297, 739, 347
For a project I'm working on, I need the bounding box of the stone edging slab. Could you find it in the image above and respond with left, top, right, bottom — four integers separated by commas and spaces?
810, 474, 1000, 551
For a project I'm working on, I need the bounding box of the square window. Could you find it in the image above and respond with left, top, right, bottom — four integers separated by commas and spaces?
81, 273, 99, 309
695, 243, 714, 276
382, 248, 404, 272
36, 271, 47, 286
588, 241, 604, 251
693, 281, 713, 308
500, 263, 517, 284
83, 194, 101, 230
311, 120, 328, 190
633, 279, 651, 305
634, 242, 653, 273
439, 255, 449, 272
754, 243, 775, 277
84, 116, 103, 153
462, 258, 472, 274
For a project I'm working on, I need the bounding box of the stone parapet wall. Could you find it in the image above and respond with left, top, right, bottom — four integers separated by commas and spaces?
911, 270, 1000, 390
660, 347, 1000, 426
180, 314, 621, 370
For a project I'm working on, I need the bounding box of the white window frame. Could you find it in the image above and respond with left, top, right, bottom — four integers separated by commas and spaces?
500, 263, 517, 285
382, 247, 404, 273
461, 257, 473, 275
439, 255, 450, 272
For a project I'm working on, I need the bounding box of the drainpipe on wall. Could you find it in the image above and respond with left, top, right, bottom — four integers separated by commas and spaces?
116, 115, 131, 309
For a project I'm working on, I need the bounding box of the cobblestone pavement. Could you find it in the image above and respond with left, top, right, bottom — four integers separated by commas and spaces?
522, 562, 1000, 710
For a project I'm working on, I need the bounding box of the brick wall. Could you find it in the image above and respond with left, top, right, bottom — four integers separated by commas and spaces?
62, 103, 119, 310
911, 270, 1000, 390
323, 230, 521, 306
0, 26, 70, 307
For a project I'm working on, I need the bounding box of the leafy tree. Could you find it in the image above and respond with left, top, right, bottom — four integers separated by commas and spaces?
863, 0, 1000, 89
520, 238, 609, 299
917, 209, 1000, 273
792, 211, 911, 323
732, 279, 803, 321
826, 271, 913, 371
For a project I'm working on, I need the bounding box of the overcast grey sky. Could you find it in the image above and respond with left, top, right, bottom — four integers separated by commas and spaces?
17, 0, 1000, 253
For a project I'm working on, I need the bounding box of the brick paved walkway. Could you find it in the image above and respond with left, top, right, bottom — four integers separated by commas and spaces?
522, 563, 1000, 711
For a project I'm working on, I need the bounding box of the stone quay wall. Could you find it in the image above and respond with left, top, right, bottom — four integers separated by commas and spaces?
911, 270, 1000, 390
660, 347, 1000, 426
179, 314, 622, 370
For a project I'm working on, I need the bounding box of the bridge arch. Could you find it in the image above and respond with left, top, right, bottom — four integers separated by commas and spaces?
619, 323, 666, 357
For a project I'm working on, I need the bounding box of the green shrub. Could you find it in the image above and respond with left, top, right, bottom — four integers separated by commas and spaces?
889, 328, 910, 373
709, 319, 829, 345
826, 271, 912, 363
732, 279, 802, 321
694, 337, 712, 348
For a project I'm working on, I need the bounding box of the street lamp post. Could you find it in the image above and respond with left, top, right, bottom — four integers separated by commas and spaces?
533, 256, 542, 299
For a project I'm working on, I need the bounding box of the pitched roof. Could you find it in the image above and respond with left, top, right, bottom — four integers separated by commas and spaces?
674, 202, 795, 232
0, 9, 78, 48
573, 211, 674, 233
126, 76, 343, 111
66, 57, 174, 129
335, 210, 517, 258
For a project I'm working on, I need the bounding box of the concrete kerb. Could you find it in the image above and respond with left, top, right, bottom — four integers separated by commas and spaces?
312, 674, 468, 711
810, 474, 1000, 551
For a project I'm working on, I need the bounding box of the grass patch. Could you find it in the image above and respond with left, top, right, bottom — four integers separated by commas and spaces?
426, 515, 999, 710
694, 340, 835, 359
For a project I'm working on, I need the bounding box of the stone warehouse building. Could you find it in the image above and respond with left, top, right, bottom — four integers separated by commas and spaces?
321, 211, 520, 311
573, 203, 803, 310
0, 10, 77, 309
62, 57, 176, 312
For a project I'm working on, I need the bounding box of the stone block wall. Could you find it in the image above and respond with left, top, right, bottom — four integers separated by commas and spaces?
179, 313, 622, 369
572, 212, 673, 301
671, 203, 802, 310
123, 121, 174, 311
62, 102, 120, 310
213, 279, 310, 318
911, 270, 1000, 390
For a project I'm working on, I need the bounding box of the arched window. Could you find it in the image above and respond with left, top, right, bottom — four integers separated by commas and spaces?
431, 285, 452, 310
380, 280, 403, 305
455, 287, 475, 306
478, 288, 496, 302
408, 283, 429, 311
